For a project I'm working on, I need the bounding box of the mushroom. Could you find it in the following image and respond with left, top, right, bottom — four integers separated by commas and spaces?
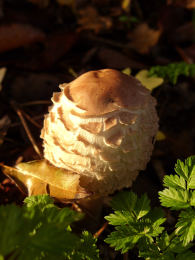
41, 69, 158, 197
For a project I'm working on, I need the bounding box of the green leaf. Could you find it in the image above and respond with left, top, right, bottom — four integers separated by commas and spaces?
175, 209, 195, 245
150, 217, 166, 237
72, 231, 100, 260
105, 210, 133, 226
0, 205, 26, 256
174, 156, 195, 183
163, 174, 186, 190
0, 195, 93, 259
149, 62, 195, 84
134, 193, 151, 220
190, 190, 195, 206
111, 191, 137, 213
105, 225, 141, 253
159, 187, 189, 210
24, 194, 54, 209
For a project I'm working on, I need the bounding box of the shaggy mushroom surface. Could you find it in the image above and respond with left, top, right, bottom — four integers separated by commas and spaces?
41, 69, 158, 195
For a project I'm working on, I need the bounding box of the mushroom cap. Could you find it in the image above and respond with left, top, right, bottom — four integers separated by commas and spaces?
41, 69, 158, 195
67, 69, 149, 115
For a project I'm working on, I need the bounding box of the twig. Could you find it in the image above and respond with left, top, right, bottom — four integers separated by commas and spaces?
175, 46, 193, 64
22, 110, 42, 128
93, 222, 108, 238
11, 101, 42, 158
10, 115, 44, 128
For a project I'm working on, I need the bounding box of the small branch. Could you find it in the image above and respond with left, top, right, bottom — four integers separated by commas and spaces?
11, 101, 42, 158
93, 222, 108, 238
22, 110, 42, 129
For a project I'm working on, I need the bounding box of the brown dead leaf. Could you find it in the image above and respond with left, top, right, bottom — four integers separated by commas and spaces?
0, 160, 90, 202
78, 6, 112, 33
0, 23, 45, 53
167, 0, 195, 8
128, 23, 162, 54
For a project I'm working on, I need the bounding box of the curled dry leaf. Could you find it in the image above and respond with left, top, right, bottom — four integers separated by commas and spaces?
0, 23, 45, 53
77, 6, 112, 33
0, 160, 90, 202
135, 70, 164, 91
128, 23, 162, 54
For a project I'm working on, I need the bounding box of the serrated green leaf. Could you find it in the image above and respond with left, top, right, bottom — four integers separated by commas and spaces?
190, 190, 195, 206
175, 209, 195, 245
24, 194, 54, 209
150, 217, 166, 236
156, 232, 170, 250
149, 62, 195, 84
134, 193, 151, 220
174, 159, 189, 181
163, 174, 186, 190
105, 225, 141, 253
105, 210, 133, 226
159, 187, 189, 210
72, 231, 100, 260
111, 191, 137, 213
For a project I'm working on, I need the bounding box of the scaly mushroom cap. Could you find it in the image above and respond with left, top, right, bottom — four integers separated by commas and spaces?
41, 69, 158, 195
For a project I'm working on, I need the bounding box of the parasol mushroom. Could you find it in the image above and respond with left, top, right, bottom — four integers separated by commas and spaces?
41, 69, 159, 197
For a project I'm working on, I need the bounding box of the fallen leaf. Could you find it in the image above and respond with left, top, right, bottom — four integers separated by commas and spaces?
122, 0, 131, 12
0, 23, 45, 53
0, 160, 90, 202
0, 115, 11, 145
77, 6, 112, 33
156, 131, 166, 141
128, 23, 162, 54
167, 0, 195, 8
135, 69, 164, 90
122, 67, 131, 76
0, 67, 6, 92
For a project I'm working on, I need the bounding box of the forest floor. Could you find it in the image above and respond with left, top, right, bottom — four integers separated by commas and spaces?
0, 0, 194, 259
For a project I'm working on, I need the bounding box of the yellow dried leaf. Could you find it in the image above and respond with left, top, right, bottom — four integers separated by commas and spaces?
0, 160, 90, 202
122, 0, 131, 12
156, 131, 166, 141
135, 70, 164, 91
122, 67, 131, 76
129, 23, 161, 54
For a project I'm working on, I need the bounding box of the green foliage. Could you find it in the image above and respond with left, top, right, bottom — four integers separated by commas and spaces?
0, 195, 99, 260
105, 156, 195, 259
149, 62, 195, 84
